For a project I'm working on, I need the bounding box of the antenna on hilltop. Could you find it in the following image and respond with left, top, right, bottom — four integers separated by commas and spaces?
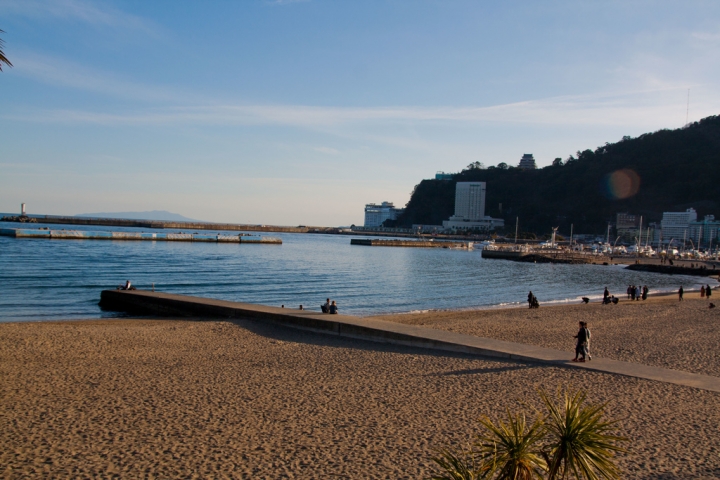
685, 88, 690, 126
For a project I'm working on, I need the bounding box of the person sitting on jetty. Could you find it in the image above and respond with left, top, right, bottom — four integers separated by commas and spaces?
321, 298, 331, 313
118, 280, 134, 291
329, 301, 338, 314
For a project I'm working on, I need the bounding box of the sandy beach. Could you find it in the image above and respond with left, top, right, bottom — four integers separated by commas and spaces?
371, 293, 720, 378
1, 309, 720, 479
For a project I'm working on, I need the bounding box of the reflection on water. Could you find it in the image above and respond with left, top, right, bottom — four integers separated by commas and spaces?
0, 221, 714, 321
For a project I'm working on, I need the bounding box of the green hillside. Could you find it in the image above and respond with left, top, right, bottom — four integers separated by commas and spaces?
392, 115, 720, 234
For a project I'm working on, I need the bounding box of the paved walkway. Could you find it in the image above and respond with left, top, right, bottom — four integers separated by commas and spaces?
101, 290, 720, 393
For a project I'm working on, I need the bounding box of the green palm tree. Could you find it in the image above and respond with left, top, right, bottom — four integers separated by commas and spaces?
0, 29, 13, 71
431, 448, 481, 480
474, 410, 547, 480
539, 390, 628, 480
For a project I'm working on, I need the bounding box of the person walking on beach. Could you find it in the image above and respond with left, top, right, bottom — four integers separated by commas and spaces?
642, 285, 648, 301
527, 291, 534, 309
584, 322, 592, 360
679, 286, 684, 301
707, 285, 713, 299
635, 285, 641, 301
572, 321, 588, 362
701, 285, 706, 298
627, 285, 632, 300
603, 287, 609, 302
630, 285, 636, 301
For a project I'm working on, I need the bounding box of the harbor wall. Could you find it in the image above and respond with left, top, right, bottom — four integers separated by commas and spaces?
0, 228, 281, 244
2, 215, 323, 233
351, 239, 471, 248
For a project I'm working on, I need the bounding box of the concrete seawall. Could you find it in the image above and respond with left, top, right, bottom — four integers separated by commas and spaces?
351, 239, 471, 248
98, 290, 720, 392
2, 215, 326, 234
0, 228, 281, 244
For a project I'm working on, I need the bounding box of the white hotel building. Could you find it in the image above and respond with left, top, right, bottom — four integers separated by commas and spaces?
442, 182, 504, 231
363, 201, 403, 228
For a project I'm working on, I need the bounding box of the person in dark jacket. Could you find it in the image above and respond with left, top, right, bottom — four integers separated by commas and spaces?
572, 321, 588, 362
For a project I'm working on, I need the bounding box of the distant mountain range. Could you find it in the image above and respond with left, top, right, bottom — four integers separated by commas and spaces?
390, 114, 720, 235
77, 210, 201, 222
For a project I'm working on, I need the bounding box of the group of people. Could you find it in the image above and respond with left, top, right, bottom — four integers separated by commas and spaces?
321, 298, 339, 314
527, 291, 540, 309
678, 284, 713, 301
625, 285, 649, 301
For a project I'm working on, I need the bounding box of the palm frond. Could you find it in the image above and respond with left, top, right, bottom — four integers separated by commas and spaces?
0, 29, 13, 71
540, 389, 628, 480
430, 447, 481, 480
473, 410, 547, 480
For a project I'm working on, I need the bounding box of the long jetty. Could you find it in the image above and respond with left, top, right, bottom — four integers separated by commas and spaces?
99, 290, 720, 393
1, 214, 328, 234
351, 239, 472, 248
0, 228, 281, 244
481, 248, 603, 264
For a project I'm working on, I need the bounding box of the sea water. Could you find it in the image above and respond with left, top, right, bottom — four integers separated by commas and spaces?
0, 220, 714, 322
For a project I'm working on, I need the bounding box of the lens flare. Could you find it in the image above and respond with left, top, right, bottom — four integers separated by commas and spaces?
604, 169, 640, 199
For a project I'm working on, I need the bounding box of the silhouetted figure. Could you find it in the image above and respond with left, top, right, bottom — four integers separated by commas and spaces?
581, 297, 589, 304
679, 286, 684, 301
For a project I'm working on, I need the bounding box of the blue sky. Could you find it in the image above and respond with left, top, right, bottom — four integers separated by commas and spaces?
1, 0, 719, 225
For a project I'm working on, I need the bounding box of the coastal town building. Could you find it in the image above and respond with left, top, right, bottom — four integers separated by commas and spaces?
363, 201, 404, 228
688, 215, 720, 248
442, 182, 505, 231
616, 213, 641, 241
517, 154, 537, 170
652, 208, 698, 246
435, 171, 455, 180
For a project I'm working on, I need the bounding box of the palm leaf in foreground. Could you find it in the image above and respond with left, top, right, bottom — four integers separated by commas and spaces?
474, 410, 547, 480
430, 448, 481, 480
0, 30, 12, 71
540, 389, 628, 480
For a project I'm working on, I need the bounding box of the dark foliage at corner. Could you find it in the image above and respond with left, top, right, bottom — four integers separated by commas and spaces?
394, 115, 720, 234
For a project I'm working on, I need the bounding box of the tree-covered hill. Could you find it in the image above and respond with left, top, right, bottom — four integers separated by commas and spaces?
392, 115, 720, 234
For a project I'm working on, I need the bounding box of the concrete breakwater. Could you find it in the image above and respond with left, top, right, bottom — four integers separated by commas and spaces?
626, 263, 719, 277
481, 248, 603, 264
98, 290, 720, 393
0, 228, 282, 244
2, 214, 326, 234
351, 239, 472, 248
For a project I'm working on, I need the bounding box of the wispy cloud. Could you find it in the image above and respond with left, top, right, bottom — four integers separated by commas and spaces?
0, 0, 158, 34
12, 52, 192, 103
313, 146, 340, 155
6, 86, 718, 130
